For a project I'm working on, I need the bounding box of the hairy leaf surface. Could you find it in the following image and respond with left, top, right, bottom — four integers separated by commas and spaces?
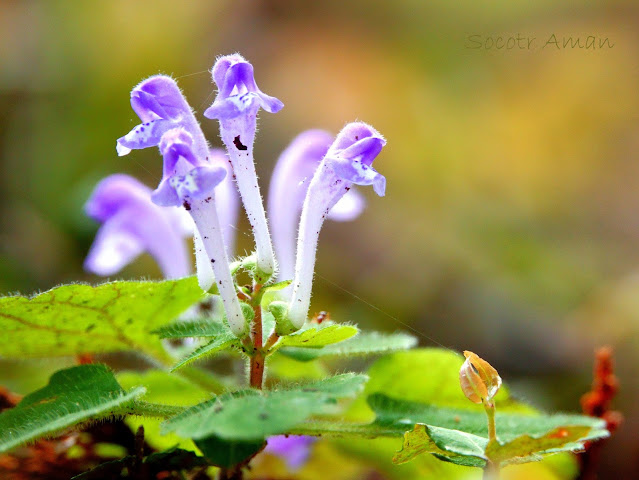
0, 365, 145, 453
162, 374, 367, 441
0, 278, 204, 360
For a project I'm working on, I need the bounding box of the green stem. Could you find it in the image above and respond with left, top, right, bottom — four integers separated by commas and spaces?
126, 401, 186, 419
483, 400, 499, 478
484, 401, 496, 443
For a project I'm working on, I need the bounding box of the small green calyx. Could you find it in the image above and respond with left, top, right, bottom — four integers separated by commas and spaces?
252, 267, 273, 285
228, 301, 253, 338
269, 301, 298, 336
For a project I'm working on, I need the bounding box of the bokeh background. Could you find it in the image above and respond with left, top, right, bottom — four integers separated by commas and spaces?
1, 0, 638, 478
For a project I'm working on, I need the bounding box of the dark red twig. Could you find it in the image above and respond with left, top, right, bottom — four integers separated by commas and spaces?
578, 346, 623, 480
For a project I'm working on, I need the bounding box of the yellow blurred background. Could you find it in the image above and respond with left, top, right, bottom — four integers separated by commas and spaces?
1, 1, 638, 477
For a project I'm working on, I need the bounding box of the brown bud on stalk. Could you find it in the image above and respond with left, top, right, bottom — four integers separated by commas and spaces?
460, 351, 502, 405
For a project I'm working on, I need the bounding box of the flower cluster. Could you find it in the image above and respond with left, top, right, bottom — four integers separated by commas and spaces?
84, 53, 386, 468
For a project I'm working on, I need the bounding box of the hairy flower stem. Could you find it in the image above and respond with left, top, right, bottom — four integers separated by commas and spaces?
288, 178, 337, 328
189, 198, 247, 337
221, 121, 275, 282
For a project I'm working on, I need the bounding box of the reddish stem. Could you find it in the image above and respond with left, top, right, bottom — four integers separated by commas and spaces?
249, 284, 264, 390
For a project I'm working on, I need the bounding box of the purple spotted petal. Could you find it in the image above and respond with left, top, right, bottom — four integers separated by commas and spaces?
116, 74, 245, 333
326, 123, 387, 196
84, 174, 191, 279
117, 75, 209, 162
116, 119, 176, 156
169, 166, 227, 203
204, 54, 283, 121
203, 54, 282, 281
330, 156, 386, 196
151, 128, 226, 207
264, 436, 316, 471
158, 128, 200, 175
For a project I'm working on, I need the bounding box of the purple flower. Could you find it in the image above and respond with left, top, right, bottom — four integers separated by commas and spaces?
204, 54, 283, 121
282, 122, 386, 332
151, 127, 227, 207
268, 129, 366, 282
204, 54, 283, 283
84, 174, 192, 279
116, 75, 248, 336
264, 435, 316, 471
156, 129, 247, 336
116, 75, 209, 162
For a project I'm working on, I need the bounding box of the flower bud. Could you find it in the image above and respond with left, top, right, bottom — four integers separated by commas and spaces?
460, 351, 502, 405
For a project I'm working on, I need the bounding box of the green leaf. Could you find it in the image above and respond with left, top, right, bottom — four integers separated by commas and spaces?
393, 424, 487, 467
152, 318, 228, 339
485, 425, 596, 467
322, 349, 580, 480
348, 348, 533, 423
369, 393, 606, 442
279, 331, 417, 361
266, 353, 329, 380
162, 373, 367, 441
294, 393, 605, 469
291, 349, 606, 477
393, 420, 599, 468
117, 370, 209, 452
272, 322, 358, 352
0, 364, 145, 453
195, 435, 265, 468
0, 277, 204, 360
171, 332, 240, 371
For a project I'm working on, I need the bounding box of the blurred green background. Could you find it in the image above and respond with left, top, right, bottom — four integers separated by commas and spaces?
1, 0, 638, 477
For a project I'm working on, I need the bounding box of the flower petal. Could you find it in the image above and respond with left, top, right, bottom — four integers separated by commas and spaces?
206, 54, 283, 121
165, 206, 195, 236
257, 91, 284, 113
327, 188, 366, 221
169, 165, 227, 203
340, 136, 385, 166
151, 178, 181, 207
203, 94, 257, 120
84, 174, 193, 279
84, 211, 144, 276
132, 75, 189, 120
330, 156, 386, 196
264, 435, 316, 471
116, 118, 176, 156
85, 174, 153, 222
130, 89, 169, 122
